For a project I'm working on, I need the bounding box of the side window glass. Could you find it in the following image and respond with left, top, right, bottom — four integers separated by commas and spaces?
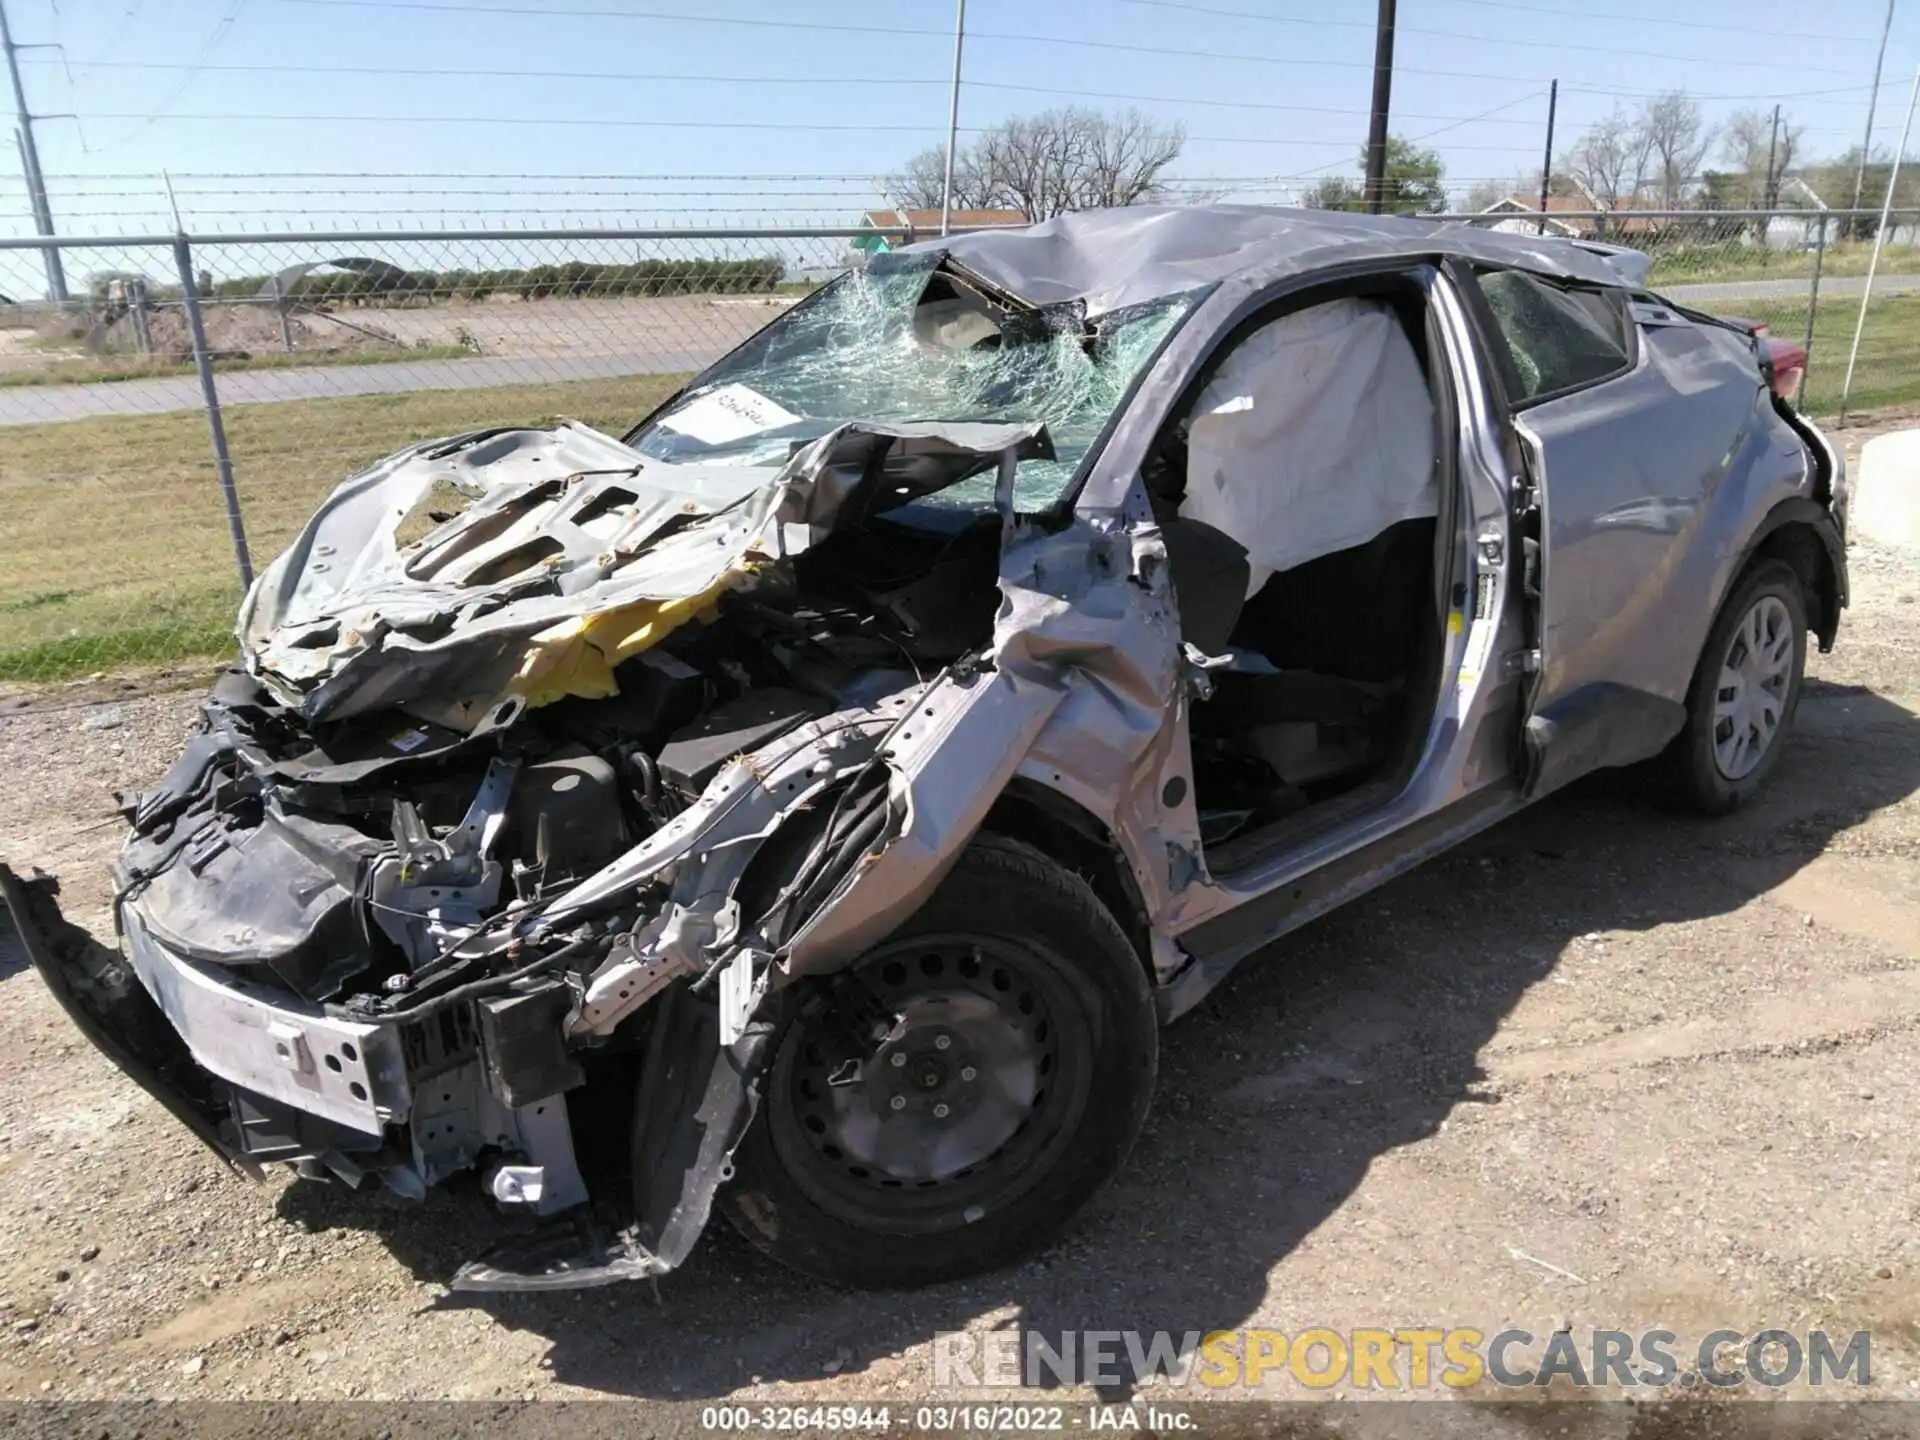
1477, 269, 1631, 403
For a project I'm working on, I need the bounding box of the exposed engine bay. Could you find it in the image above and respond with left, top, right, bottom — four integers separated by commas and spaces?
95, 416, 1059, 1287
0, 247, 1207, 1290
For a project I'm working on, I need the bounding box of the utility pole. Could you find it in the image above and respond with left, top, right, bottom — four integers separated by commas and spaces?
1537, 79, 1558, 234
1362, 0, 1397, 214
940, 0, 966, 237
1765, 104, 1781, 204
0, 0, 66, 302
1850, 0, 1897, 227
1840, 61, 1920, 423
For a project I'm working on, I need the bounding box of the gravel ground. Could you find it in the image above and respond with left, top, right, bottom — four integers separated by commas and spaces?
3, 415, 1920, 1408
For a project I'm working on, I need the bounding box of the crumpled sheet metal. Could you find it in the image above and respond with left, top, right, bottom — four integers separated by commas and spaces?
919, 204, 1652, 319
781, 510, 1196, 981
526, 478, 1196, 1002
236, 419, 1048, 729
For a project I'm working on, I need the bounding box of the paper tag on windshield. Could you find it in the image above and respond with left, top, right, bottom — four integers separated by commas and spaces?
660, 383, 800, 446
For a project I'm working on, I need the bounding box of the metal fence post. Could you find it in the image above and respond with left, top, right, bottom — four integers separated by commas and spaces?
1797, 214, 1828, 412
270, 274, 294, 353
172, 232, 254, 593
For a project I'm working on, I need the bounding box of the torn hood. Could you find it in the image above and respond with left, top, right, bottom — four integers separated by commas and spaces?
237, 419, 1049, 730
920, 204, 1654, 317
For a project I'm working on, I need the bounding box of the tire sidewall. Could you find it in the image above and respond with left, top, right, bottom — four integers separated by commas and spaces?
1675, 559, 1808, 813
721, 834, 1158, 1290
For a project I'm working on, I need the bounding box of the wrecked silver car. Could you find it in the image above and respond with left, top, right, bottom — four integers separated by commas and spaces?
1, 207, 1846, 1291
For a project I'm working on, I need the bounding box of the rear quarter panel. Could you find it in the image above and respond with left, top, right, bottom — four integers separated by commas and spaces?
1520, 318, 1816, 715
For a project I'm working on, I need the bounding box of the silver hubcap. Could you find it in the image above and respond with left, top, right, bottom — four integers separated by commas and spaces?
1712, 594, 1795, 781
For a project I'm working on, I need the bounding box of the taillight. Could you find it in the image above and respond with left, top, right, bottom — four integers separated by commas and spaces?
1761, 337, 1807, 400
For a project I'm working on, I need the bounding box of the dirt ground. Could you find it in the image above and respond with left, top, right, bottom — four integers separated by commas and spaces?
353, 291, 794, 359
2, 417, 1920, 1408
0, 292, 793, 380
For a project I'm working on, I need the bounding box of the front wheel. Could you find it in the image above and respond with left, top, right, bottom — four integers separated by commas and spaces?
721, 833, 1157, 1289
1662, 558, 1808, 814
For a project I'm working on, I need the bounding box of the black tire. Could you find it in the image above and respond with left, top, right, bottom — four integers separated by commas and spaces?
1661, 558, 1808, 815
721, 833, 1157, 1289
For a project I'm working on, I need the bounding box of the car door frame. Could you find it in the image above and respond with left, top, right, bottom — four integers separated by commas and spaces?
1151, 260, 1537, 1018
1442, 259, 1711, 803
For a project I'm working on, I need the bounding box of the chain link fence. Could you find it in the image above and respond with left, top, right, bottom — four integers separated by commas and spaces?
0, 208, 1914, 688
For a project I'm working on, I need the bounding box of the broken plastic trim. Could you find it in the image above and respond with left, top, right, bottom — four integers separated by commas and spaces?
450, 986, 775, 1292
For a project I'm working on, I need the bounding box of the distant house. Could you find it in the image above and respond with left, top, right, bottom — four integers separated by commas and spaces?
1471, 195, 1666, 240
853, 208, 1028, 254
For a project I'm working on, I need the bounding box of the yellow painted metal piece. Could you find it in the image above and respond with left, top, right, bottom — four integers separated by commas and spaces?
508, 571, 742, 708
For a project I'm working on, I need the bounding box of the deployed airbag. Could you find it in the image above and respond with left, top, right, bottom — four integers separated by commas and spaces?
1178, 297, 1439, 598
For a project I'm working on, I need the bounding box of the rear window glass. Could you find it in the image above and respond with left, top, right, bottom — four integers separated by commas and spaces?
1476, 269, 1632, 403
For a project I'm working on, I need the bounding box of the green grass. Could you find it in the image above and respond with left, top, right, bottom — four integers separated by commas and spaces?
1681, 291, 1920, 416
1645, 241, 1920, 288
0, 343, 476, 389
0, 371, 684, 685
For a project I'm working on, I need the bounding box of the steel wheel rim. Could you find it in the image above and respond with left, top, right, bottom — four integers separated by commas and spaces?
1712, 593, 1795, 781
766, 934, 1095, 1234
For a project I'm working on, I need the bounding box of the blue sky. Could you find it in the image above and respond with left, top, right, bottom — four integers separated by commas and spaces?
2, 0, 1917, 234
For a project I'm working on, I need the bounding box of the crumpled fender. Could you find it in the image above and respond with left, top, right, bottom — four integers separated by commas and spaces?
782, 508, 1195, 977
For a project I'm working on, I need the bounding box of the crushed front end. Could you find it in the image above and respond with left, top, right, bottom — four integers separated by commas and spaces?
3, 251, 1201, 1288
5, 425, 1035, 1287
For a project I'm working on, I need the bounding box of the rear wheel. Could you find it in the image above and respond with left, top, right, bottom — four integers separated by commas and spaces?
722, 833, 1156, 1289
1662, 558, 1807, 814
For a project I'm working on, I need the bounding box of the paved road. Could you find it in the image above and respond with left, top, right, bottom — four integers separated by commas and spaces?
1, 273, 1915, 429
0, 348, 717, 428
1660, 270, 1920, 305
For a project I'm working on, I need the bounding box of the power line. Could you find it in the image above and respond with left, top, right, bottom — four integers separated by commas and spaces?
105, 0, 249, 143
279, 0, 950, 40
1116, 0, 1865, 74
1559, 81, 1883, 103
66, 111, 948, 132
7, 56, 1587, 128
1286, 88, 1549, 183
26, 57, 1870, 132
26, 110, 1553, 150
25, 56, 1899, 108
35, 170, 1587, 185
275, 0, 1873, 88
21, 56, 952, 86
1427, 0, 1880, 42
43, 171, 906, 181
964, 78, 1550, 123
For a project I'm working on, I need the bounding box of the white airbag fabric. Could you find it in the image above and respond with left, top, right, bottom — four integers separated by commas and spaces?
1180, 297, 1439, 597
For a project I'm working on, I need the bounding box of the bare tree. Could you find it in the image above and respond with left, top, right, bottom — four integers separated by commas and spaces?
1639, 90, 1715, 209
1721, 107, 1803, 207
882, 107, 1186, 221
1079, 108, 1187, 209
879, 145, 993, 212
1562, 106, 1649, 211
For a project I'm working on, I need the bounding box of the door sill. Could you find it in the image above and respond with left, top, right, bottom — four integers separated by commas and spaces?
1203, 772, 1408, 878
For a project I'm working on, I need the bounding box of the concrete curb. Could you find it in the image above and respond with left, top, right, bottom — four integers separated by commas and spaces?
1853, 428, 1920, 550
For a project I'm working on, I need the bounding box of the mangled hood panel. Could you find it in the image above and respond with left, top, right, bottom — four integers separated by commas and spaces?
237, 419, 1048, 730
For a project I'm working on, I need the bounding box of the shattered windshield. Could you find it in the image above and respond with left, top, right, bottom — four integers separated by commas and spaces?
628, 253, 1193, 510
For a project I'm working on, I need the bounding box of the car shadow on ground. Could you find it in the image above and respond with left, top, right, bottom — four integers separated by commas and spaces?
0, 911, 27, 981
275, 680, 1920, 1400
